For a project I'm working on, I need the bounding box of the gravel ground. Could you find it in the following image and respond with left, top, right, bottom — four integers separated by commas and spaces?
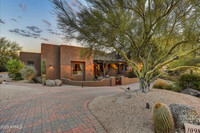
88, 89, 200, 133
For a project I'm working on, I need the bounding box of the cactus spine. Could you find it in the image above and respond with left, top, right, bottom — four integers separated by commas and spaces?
153, 103, 174, 133
42, 59, 46, 84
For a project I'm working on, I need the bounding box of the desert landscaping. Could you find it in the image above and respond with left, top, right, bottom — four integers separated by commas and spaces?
1, 0, 200, 132
89, 89, 200, 133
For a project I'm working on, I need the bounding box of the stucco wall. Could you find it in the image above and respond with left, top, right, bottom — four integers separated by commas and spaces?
20, 52, 41, 76
60, 45, 93, 81
41, 43, 60, 80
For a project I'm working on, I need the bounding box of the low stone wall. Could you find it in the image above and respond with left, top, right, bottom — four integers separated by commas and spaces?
61, 76, 138, 86
61, 77, 116, 87
120, 76, 139, 85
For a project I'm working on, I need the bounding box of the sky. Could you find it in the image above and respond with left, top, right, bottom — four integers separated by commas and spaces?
0, 0, 84, 52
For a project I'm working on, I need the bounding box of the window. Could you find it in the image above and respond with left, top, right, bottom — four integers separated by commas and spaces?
27, 61, 34, 67
72, 63, 83, 75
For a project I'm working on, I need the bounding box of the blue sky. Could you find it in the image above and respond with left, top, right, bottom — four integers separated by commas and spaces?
0, 0, 83, 52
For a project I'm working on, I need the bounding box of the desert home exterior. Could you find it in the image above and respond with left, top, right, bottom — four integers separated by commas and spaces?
20, 43, 133, 84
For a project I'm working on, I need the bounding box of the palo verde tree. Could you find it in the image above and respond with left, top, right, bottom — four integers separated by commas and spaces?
52, 0, 200, 92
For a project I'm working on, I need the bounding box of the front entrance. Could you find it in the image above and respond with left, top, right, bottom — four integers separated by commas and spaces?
71, 62, 85, 81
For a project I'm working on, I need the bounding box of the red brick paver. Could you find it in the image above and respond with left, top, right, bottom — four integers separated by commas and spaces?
0, 83, 129, 133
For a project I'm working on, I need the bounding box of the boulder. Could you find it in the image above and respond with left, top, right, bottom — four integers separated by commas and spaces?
181, 88, 200, 97
55, 79, 62, 86
46, 80, 56, 87
169, 104, 200, 133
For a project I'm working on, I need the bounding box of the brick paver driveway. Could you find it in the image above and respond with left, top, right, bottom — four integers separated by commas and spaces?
0, 83, 139, 133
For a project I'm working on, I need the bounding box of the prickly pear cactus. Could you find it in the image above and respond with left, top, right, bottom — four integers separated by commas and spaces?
153, 103, 175, 133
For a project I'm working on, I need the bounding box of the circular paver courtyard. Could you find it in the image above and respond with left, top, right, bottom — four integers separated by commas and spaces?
0, 83, 139, 133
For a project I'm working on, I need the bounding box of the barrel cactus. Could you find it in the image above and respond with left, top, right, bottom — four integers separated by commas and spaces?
42, 59, 46, 83
153, 103, 175, 133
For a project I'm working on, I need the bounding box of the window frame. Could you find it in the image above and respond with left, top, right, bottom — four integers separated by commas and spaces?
27, 61, 34, 67
71, 62, 84, 76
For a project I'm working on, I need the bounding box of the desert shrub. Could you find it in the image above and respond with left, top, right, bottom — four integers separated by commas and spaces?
167, 70, 180, 76
128, 71, 137, 78
184, 69, 200, 75
160, 74, 177, 82
32, 77, 37, 83
153, 80, 181, 92
153, 80, 167, 88
6, 59, 24, 80
20, 66, 37, 81
153, 84, 181, 92
178, 74, 200, 90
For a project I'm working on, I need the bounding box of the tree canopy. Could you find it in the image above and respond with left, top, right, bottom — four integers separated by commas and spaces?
52, 0, 200, 92
0, 37, 22, 72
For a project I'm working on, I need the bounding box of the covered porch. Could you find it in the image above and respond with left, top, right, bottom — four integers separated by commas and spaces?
93, 60, 129, 78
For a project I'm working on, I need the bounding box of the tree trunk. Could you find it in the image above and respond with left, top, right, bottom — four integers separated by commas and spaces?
139, 77, 150, 93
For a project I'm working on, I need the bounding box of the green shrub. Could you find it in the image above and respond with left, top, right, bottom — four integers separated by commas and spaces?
20, 66, 37, 80
160, 74, 177, 82
153, 84, 179, 91
153, 80, 181, 92
167, 70, 180, 76
13, 73, 23, 80
178, 74, 200, 90
32, 77, 37, 83
128, 71, 137, 78
6, 59, 24, 80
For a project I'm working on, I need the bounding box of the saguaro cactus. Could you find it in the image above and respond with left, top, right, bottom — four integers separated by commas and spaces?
42, 59, 46, 84
153, 103, 175, 133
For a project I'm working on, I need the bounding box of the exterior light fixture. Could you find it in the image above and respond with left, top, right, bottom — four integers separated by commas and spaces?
49, 65, 54, 70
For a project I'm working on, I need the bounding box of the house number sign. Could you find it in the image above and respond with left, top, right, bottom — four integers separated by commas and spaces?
184, 123, 200, 133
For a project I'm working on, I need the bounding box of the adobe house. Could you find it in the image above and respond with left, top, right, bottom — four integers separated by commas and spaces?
20, 43, 129, 81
